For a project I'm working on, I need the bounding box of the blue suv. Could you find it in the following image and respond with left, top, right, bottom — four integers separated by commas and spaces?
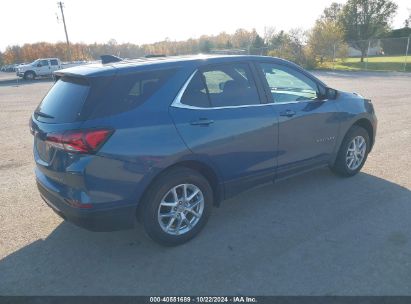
31, 55, 377, 245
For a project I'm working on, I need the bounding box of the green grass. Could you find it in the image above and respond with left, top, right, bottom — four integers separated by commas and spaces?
318, 56, 411, 72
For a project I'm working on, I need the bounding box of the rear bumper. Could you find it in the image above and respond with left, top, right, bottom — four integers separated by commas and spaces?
37, 180, 137, 232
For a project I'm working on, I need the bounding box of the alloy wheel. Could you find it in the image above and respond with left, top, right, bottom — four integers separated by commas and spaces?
346, 135, 366, 170
157, 184, 204, 235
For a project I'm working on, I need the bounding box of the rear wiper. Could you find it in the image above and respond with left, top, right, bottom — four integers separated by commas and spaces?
34, 111, 54, 119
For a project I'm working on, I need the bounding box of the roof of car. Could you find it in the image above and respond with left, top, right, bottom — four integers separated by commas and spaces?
55, 54, 295, 78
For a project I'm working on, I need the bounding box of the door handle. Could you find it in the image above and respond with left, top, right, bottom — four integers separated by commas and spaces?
279, 110, 296, 117
190, 118, 214, 126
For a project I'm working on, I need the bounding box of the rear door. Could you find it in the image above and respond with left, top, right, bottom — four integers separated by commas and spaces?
170, 62, 279, 197
35, 59, 50, 76
256, 62, 340, 178
50, 59, 61, 73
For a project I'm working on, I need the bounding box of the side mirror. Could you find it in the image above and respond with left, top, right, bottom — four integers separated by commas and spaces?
317, 87, 338, 100
325, 87, 338, 100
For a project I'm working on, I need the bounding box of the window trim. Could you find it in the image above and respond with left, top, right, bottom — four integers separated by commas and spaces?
172, 62, 266, 110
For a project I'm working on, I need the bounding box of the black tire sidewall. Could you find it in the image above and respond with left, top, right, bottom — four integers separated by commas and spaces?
24, 71, 35, 80
142, 168, 213, 246
333, 126, 370, 176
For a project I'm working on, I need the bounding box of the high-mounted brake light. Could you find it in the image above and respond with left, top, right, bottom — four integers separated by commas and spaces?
46, 129, 113, 153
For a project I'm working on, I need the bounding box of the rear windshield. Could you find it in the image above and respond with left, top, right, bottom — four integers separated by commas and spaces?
35, 77, 89, 123
35, 69, 176, 123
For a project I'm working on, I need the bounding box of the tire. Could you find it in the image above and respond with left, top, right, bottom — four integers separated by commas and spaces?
141, 167, 213, 246
330, 125, 370, 177
24, 71, 36, 80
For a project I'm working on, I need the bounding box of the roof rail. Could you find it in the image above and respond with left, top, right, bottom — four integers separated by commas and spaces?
101, 55, 123, 64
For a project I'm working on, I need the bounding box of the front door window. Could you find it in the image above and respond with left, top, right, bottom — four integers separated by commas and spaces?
260, 63, 318, 103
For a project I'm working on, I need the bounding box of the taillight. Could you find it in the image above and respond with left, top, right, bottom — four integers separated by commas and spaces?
46, 129, 113, 153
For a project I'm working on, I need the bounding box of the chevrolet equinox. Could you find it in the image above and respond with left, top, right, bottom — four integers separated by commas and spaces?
30, 55, 377, 245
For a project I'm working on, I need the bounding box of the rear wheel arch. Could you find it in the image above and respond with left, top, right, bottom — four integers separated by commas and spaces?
172, 160, 223, 206
139, 166, 213, 245
137, 160, 223, 221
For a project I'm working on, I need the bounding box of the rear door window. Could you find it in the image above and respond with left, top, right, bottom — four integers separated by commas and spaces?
180, 73, 210, 108
35, 77, 89, 123
180, 63, 261, 108
50, 59, 59, 66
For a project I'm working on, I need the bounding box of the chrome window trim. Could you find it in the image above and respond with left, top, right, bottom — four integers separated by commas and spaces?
171, 70, 199, 108
171, 70, 319, 110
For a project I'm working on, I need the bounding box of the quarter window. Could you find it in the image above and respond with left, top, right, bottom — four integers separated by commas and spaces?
259, 63, 318, 103
180, 63, 261, 108
90, 69, 176, 118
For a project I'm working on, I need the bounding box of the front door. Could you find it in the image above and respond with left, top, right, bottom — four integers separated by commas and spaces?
35, 59, 50, 76
170, 62, 278, 197
256, 62, 340, 179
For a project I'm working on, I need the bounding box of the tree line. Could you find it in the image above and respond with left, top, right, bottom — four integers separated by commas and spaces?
0, 29, 264, 65
1, 0, 409, 68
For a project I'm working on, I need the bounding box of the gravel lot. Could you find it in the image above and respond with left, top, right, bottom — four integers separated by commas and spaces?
0, 70, 410, 295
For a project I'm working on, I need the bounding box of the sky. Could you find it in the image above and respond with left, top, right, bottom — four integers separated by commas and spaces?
0, 0, 410, 51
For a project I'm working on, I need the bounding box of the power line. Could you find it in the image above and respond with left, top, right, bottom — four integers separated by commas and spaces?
57, 1, 71, 61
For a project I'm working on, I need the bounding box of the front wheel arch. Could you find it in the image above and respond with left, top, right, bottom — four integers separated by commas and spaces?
23, 70, 36, 80
330, 125, 370, 177
331, 117, 374, 166
352, 118, 374, 151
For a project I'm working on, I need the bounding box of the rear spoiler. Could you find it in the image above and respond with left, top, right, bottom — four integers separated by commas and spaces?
53, 58, 118, 80
52, 71, 89, 84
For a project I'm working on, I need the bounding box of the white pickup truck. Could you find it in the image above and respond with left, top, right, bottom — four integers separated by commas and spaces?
16, 58, 62, 80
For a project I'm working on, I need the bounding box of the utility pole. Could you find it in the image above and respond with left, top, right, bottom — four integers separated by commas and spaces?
57, 1, 71, 61
404, 36, 410, 72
